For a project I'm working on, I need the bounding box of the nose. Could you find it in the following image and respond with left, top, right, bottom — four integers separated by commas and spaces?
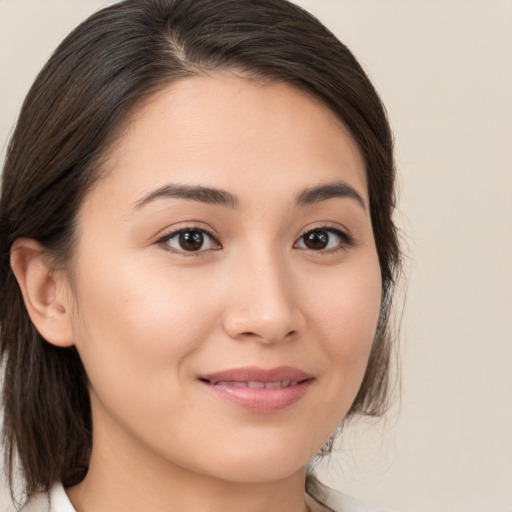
222, 251, 305, 345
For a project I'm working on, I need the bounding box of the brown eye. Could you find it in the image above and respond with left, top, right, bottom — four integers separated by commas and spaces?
303, 230, 329, 250
295, 227, 352, 252
162, 228, 220, 253
179, 230, 204, 251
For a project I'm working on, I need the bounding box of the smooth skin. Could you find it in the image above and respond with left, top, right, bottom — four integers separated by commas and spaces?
12, 74, 382, 512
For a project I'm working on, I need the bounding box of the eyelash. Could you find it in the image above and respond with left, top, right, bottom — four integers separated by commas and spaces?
156, 224, 354, 257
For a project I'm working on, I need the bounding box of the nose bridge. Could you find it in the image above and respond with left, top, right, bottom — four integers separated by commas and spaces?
223, 243, 302, 343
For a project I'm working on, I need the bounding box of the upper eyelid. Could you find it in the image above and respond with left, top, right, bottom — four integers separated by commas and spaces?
157, 224, 219, 241
158, 224, 349, 236
297, 224, 353, 241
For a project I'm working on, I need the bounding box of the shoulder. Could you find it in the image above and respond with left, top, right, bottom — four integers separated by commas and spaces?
306, 475, 388, 512
20, 483, 75, 512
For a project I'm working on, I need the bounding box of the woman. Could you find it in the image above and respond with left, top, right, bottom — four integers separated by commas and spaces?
0, 0, 400, 511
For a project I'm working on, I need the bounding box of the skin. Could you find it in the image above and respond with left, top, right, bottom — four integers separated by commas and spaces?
13, 75, 382, 512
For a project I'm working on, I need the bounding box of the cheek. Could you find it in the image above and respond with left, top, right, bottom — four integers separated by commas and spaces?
69, 253, 221, 400
311, 255, 381, 337
307, 255, 382, 390
68, 258, 226, 451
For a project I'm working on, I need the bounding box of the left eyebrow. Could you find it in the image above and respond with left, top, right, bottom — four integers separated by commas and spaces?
295, 180, 367, 211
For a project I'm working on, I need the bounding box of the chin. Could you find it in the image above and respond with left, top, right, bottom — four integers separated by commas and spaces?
190, 435, 321, 485
207, 458, 307, 485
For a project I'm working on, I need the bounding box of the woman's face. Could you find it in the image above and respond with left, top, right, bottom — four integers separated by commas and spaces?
67, 75, 382, 483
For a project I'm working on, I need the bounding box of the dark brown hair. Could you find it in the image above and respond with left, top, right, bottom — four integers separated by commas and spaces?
0, 0, 400, 499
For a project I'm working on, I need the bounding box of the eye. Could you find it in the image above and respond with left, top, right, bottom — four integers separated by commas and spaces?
158, 228, 220, 254
294, 227, 352, 252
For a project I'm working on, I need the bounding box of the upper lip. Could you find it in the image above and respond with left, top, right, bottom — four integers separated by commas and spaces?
199, 366, 313, 384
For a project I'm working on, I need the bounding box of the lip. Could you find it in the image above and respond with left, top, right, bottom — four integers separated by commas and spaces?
198, 366, 314, 413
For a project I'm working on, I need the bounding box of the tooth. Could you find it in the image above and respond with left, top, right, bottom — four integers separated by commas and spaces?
281, 380, 291, 387
265, 381, 281, 389
290, 381, 298, 386
231, 382, 247, 387
247, 381, 265, 388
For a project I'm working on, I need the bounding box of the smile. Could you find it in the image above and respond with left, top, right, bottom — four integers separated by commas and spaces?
207, 380, 301, 388
199, 366, 314, 413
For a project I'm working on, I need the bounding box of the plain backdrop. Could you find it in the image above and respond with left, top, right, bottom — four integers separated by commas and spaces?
1, 1, 511, 511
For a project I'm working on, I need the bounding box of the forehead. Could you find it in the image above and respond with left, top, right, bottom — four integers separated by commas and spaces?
95, 74, 368, 210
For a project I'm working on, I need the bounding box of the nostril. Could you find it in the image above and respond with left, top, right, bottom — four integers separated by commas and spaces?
240, 329, 296, 341
222, 300, 305, 344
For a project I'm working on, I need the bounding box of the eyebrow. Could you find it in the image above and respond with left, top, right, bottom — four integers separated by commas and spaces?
133, 180, 366, 212
295, 180, 367, 210
134, 184, 239, 210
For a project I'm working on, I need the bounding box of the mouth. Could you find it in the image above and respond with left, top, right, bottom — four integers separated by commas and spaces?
198, 366, 314, 413
202, 379, 305, 389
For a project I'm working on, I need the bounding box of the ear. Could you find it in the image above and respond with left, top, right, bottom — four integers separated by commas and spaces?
10, 238, 75, 347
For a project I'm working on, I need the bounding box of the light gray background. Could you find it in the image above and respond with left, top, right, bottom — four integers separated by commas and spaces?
1, 1, 511, 511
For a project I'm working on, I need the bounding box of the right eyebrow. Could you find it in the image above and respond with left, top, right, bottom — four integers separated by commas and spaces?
132, 183, 239, 211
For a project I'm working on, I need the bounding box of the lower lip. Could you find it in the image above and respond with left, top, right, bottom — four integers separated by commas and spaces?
200, 380, 313, 413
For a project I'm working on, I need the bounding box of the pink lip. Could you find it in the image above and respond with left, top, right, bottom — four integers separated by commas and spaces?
198, 366, 314, 413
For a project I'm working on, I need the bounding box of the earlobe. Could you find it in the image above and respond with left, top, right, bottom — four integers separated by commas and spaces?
10, 238, 75, 348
